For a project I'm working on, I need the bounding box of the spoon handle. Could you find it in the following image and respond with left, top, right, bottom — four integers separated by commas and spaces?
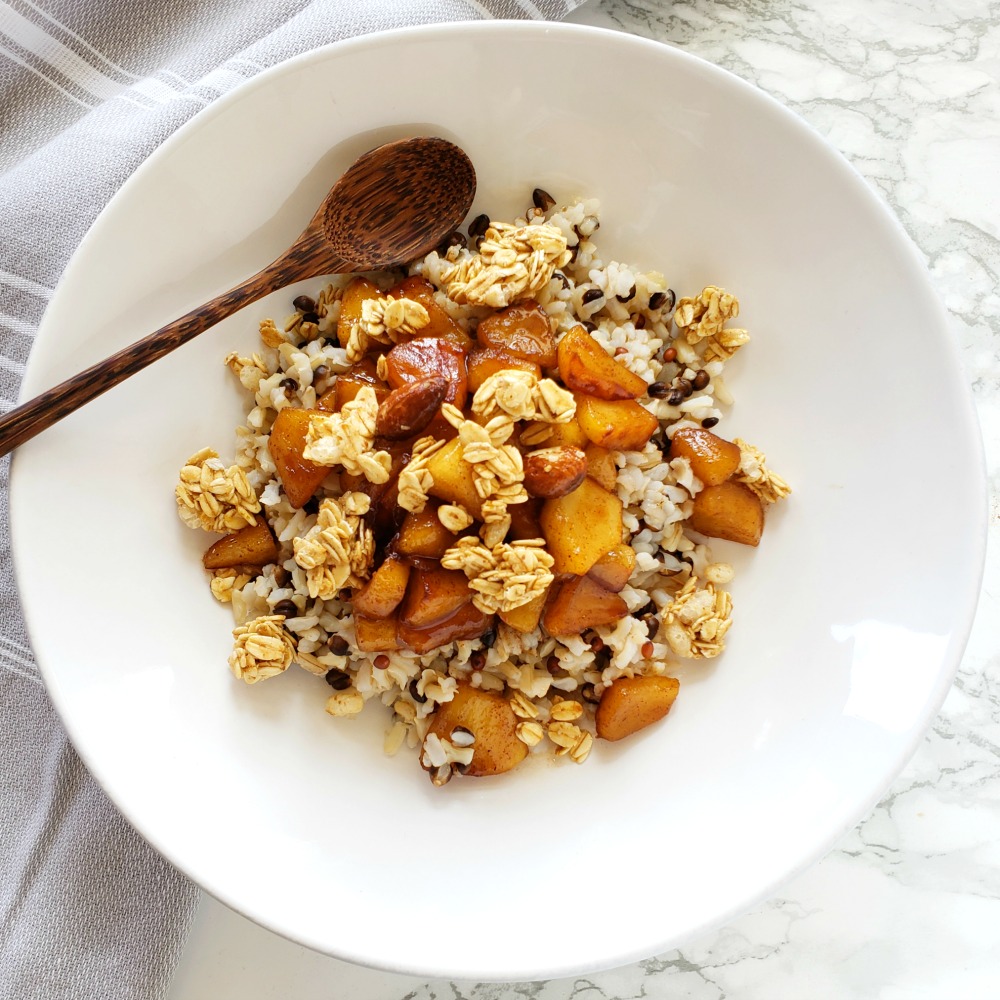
0, 268, 284, 459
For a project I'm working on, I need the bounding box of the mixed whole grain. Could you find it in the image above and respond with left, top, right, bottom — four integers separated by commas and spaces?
176, 192, 790, 785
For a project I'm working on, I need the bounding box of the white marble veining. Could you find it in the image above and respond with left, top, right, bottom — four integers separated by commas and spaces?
167, 0, 1000, 996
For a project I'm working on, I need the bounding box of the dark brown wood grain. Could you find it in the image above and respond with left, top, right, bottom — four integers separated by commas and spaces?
0, 136, 476, 458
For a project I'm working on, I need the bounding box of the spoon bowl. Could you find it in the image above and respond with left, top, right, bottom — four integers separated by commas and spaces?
322, 136, 476, 269
0, 135, 476, 456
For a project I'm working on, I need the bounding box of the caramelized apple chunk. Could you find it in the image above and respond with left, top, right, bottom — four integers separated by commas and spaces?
399, 603, 494, 654
575, 394, 659, 451
688, 480, 764, 546
352, 556, 410, 619
336, 277, 383, 350
475, 299, 557, 367
395, 504, 457, 558
557, 325, 647, 400
325, 356, 390, 412
669, 427, 741, 486
586, 543, 636, 593
388, 276, 472, 348
424, 438, 484, 518
540, 477, 623, 575
202, 517, 278, 570
543, 575, 629, 635
355, 614, 402, 653
426, 682, 527, 776
467, 345, 541, 392
268, 407, 330, 509
595, 676, 680, 742
398, 566, 472, 628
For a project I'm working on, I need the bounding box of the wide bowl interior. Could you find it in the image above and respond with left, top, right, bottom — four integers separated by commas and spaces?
10, 22, 985, 980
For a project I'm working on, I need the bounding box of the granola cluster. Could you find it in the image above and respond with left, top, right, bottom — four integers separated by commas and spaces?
345, 295, 430, 362
442, 221, 572, 308
471, 370, 576, 424
292, 493, 374, 599
303, 387, 392, 483
733, 438, 792, 505
441, 537, 554, 614
662, 578, 733, 659
229, 615, 296, 684
175, 448, 260, 533
673, 285, 750, 364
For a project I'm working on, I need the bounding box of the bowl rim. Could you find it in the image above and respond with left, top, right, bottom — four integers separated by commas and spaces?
11, 19, 989, 980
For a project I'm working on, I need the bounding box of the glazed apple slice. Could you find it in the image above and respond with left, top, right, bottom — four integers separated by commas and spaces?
557, 325, 647, 400
398, 602, 494, 654
352, 556, 410, 619
388, 276, 472, 348
543, 575, 629, 635
595, 676, 680, 741
398, 565, 473, 628
688, 481, 764, 546
575, 394, 659, 451
475, 299, 557, 367
426, 681, 528, 776
669, 427, 741, 486
202, 517, 278, 570
336, 276, 383, 349
268, 407, 330, 509
540, 476, 623, 575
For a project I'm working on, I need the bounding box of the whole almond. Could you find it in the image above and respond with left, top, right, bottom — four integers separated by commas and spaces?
523, 446, 587, 499
375, 375, 448, 440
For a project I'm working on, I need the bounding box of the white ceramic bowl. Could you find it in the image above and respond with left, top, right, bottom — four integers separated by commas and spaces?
10, 22, 986, 981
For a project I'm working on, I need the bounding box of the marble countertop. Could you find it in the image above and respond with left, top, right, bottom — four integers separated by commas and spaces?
167, 0, 1000, 997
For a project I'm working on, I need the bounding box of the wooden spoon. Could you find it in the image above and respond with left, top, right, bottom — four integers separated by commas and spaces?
0, 136, 476, 457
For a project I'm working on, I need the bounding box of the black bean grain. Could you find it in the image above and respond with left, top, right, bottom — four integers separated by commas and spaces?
468, 213, 490, 239
293, 295, 316, 313
532, 187, 556, 211
328, 635, 350, 656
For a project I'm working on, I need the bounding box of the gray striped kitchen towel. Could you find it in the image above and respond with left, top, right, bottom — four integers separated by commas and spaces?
0, 1, 582, 997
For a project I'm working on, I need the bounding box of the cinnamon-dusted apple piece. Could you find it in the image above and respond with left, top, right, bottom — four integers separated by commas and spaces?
268, 406, 330, 509
352, 556, 411, 619
399, 602, 494, 654
497, 588, 548, 633
202, 516, 278, 570
668, 427, 741, 486
467, 346, 541, 392
398, 565, 472, 628
586, 543, 636, 593
575, 394, 659, 451
426, 682, 528, 776
595, 676, 680, 742
321, 356, 390, 412
395, 504, 458, 558
475, 299, 557, 368
584, 444, 617, 491
424, 438, 484, 518
336, 277, 383, 350
355, 614, 402, 653
688, 480, 764, 546
557, 325, 647, 400
540, 476, 623, 575
543, 575, 629, 635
